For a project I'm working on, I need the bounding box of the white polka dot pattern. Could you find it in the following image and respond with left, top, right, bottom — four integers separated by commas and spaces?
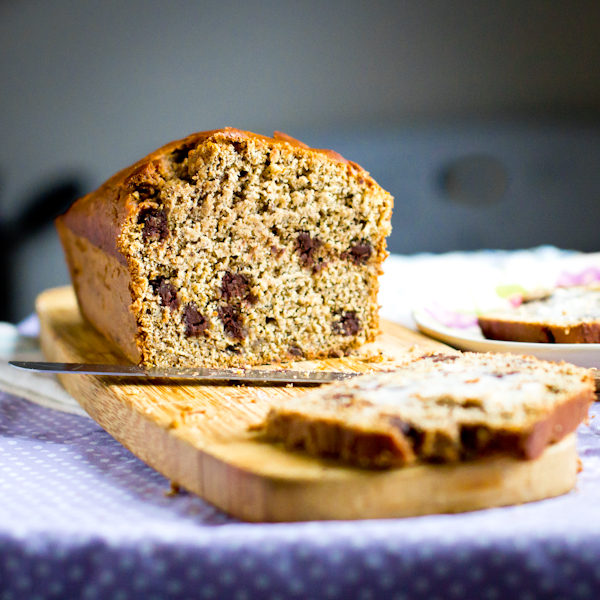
0, 391, 599, 599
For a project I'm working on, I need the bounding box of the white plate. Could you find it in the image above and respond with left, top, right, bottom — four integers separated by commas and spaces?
413, 309, 600, 369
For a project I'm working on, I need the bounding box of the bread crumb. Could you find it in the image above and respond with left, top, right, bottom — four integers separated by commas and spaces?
165, 482, 182, 496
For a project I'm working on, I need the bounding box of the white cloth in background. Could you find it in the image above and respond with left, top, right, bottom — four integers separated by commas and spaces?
0, 321, 88, 417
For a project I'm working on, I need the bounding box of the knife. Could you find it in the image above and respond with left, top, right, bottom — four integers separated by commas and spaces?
8, 361, 364, 385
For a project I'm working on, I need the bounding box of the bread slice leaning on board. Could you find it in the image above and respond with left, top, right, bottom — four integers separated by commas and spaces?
263, 352, 594, 469
478, 285, 600, 343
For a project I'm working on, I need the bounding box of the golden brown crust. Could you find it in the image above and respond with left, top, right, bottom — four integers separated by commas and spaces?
478, 316, 600, 343
478, 286, 600, 344
57, 128, 371, 263
56, 220, 141, 362
522, 388, 592, 459
266, 412, 416, 468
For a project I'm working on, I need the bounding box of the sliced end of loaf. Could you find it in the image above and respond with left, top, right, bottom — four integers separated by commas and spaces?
114, 131, 392, 367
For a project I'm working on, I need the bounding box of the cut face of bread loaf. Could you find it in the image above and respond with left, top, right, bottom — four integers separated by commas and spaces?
478, 285, 600, 343
56, 129, 393, 367
263, 352, 594, 469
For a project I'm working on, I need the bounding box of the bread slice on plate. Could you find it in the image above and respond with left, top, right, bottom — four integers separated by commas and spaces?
263, 352, 594, 469
478, 285, 600, 343
56, 128, 393, 368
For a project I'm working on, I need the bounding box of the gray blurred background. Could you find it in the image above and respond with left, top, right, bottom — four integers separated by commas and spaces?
1, 0, 600, 321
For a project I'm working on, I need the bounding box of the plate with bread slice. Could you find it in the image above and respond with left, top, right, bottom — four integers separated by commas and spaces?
413, 284, 600, 370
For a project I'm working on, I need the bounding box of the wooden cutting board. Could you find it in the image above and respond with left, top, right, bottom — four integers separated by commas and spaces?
36, 286, 578, 522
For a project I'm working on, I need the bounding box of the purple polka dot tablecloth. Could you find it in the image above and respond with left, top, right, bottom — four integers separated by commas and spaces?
0, 390, 600, 600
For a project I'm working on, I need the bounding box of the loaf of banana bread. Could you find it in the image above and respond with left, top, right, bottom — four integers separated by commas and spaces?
263, 352, 594, 468
56, 128, 393, 367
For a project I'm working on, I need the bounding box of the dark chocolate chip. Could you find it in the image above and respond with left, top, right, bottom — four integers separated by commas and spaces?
542, 326, 556, 343
333, 311, 361, 336
387, 417, 424, 452
183, 303, 209, 337
270, 245, 284, 258
296, 232, 322, 267
218, 305, 245, 340
491, 370, 519, 378
428, 354, 460, 363
312, 258, 329, 274
331, 392, 355, 401
288, 346, 303, 357
330, 392, 357, 407
460, 425, 488, 459
522, 290, 553, 304
150, 277, 180, 311
221, 273, 250, 301
139, 208, 168, 242
347, 242, 372, 265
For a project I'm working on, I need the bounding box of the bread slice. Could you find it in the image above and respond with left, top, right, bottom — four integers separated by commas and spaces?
263, 352, 594, 468
56, 128, 393, 367
478, 285, 600, 343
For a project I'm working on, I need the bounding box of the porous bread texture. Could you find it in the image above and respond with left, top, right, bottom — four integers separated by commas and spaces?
479, 285, 600, 343
59, 129, 393, 367
263, 352, 594, 469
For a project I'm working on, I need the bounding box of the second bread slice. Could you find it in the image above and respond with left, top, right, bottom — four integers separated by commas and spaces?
478, 285, 600, 343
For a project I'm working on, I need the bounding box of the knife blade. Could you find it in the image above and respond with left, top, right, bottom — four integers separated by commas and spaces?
8, 361, 364, 385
